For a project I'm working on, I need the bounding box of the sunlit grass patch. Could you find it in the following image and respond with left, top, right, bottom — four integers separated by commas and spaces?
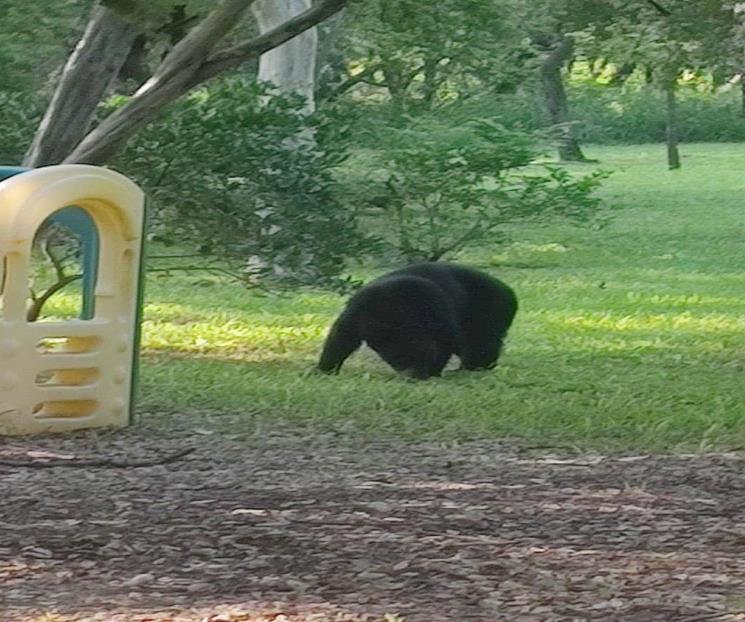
32, 144, 745, 452
138, 144, 745, 450
558, 310, 744, 334
29, 289, 84, 320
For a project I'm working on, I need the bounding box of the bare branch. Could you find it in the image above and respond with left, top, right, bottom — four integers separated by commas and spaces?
646, 0, 672, 16
26, 274, 82, 322
42, 237, 67, 283
65, 0, 347, 164
147, 265, 252, 283
139, 0, 254, 93
192, 0, 347, 84
26, 236, 83, 321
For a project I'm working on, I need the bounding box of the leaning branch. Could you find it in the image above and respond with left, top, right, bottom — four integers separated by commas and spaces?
193, 0, 348, 84
646, 0, 672, 15
141, 0, 253, 92
65, 0, 347, 164
26, 238, 83, 322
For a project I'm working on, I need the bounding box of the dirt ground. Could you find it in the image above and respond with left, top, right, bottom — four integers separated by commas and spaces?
2, 417, 745, 622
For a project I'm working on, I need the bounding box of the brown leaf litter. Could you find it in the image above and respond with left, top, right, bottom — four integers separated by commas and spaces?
1, 418, 745, 622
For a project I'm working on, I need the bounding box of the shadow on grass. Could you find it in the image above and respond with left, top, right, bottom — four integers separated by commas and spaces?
135, 340, 745, 453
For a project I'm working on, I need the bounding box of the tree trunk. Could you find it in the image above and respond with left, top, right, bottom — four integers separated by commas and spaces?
118, 33, 150, 86
60, 0, 346, 165
421, 55, 440, 110
539, 35, 587, 162
664, 82, 681, 170
314, 11, 345, 101
382, 63, 409, 113
23, 6, 139, 167
252, 0, 317, 112
608, 62, 636, 86
24, 0, 345, 166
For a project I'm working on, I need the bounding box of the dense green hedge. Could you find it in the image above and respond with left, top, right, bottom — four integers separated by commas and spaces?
569, 85, 745, 143
488, 83, 745, 144
4, 81, 745, 169
347, 83, 745, 147
0, 91, 41, 164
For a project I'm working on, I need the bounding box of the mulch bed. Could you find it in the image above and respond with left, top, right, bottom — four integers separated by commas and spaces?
2, 418, 745, 622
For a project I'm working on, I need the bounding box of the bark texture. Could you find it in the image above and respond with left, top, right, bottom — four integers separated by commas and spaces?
64, 0, 346, 164
665, 83, 681, 170
252, 0, 318, 112
28, 0, 345, 165
23, 6, 139, 167
539, 35, 588, 162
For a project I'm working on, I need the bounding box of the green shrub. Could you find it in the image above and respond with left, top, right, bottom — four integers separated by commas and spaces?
568, 84, 745, 144
355, 117, 609, 262
113, 79, 376, 290
401, 78, 745, 146
0, 91, 42, 164
469, 82, 745, 145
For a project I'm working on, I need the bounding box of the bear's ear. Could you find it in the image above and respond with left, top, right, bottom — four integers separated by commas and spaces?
318, 315, 361, 373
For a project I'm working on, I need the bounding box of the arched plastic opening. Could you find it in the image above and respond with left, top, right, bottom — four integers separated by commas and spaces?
26, 206, 100, 322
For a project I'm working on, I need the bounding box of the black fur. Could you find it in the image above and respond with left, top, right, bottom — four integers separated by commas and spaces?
318, 262, 517, 379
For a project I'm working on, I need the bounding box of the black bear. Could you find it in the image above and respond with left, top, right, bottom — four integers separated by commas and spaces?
318, 262, 517, 379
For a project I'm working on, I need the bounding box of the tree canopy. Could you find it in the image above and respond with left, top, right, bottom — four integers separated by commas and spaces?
3, 0, 745, 289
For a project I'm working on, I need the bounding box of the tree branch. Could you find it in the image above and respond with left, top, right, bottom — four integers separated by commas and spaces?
192, 0, 347, 84
646, 0, 672, 15
139, 0, 253, 94
147, 265, 253, 283
26, 237, 83, 322
26, 274, 82, 322
64, 0, 347, 164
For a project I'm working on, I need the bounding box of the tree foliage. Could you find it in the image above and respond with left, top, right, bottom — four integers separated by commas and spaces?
332, 0, 528, 110
0, 0, 92, 94
113, 79, 374, 289
13, 0, 745, 292
576, 0, 737, 81
359, 118, 609, 262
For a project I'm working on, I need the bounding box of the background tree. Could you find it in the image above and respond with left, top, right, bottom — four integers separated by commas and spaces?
252, 0, 318, 111
534, 33, 590, 161
23, 0, 347, 167
576, 0, 738, 168
521, 0, 620, 162
332, 0, 523, 112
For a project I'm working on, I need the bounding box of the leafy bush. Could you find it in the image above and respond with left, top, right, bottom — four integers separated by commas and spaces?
113, 79, 376, 290
0, 91, 42, 164
468, 82, 745, 145
567, 84, 745, 144
357, 118, 609, 262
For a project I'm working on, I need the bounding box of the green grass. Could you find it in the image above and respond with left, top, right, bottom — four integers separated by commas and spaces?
44, 143, 745, 451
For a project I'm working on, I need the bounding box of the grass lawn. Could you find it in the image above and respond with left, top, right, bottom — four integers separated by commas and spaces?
48, 143, 745, 451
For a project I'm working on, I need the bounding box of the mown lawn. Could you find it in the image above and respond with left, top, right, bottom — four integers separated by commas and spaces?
49, 143, 745, 451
